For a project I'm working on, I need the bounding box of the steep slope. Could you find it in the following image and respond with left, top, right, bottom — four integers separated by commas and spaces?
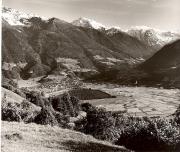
2, 19, 51, 79
128, 26, 180, 50
106, 30, 155, 59
140, 40, 180, 88
80, 27, 155, 60
141, 40, 180, 72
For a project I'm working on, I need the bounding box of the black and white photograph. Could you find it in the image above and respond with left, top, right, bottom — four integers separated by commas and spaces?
1, 0, 180, 151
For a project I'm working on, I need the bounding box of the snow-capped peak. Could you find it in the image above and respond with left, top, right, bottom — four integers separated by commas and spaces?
106, 27, 125, 35
2, 7, 47, 26
72, 17, 107, 30
128, 26, 180, 35
127, 26, 180, 49
129, 26, 161, 32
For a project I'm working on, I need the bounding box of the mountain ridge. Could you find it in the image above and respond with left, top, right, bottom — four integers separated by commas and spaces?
2, 7, 156, 80
2, 6, 180, 87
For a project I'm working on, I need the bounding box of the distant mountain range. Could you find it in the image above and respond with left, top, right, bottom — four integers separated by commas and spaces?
72, 18, 180, 50
1, 7, 153, 79
127, 26, 180, 50
2, 7, 180, 88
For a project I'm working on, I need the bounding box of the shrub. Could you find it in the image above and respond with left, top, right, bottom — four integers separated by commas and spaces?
54, 111, 70, 128
81, 103, 96, 112
19, 100, 41, 123
25, 91, 51, 108
116, 117, 180, 151
25, 91, 44, 107
77, 103, 180, 151
79, 105, 120, 142
2, 100, 21, 122
50, 93, 81, 117
174, 105, 180, 125
1, 96, 41, 123
34, 107, 58, 126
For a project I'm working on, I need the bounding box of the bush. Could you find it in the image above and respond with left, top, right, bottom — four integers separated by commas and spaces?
19, 100, 41, 123
25, 91, 51, 108
77, 105, 120, 142
174, 105, 180, 125
33, 106, 71, 127
34, 107, 58, 126
50, 93, 81, 117
116, 117, 180, 151
1, 95, 41, 123
54, 111, 70, 128
77, 103, 180, 151
2, 102, 21, 122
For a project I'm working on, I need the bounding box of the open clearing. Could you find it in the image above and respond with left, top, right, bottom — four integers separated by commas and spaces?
83, 84, 180, 117
1, 121, 128, 152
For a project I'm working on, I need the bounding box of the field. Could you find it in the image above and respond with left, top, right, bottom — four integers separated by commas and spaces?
82, 83, 180, 117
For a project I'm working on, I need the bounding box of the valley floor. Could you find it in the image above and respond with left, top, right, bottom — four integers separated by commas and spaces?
82, 84, 180, 117
14, 75, 180, 117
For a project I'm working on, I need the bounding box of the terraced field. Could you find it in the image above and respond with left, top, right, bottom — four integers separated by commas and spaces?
83, 84, 180, 117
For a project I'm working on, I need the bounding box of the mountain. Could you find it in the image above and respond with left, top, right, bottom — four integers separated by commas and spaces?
2, 7, 47, 26
72, 17, 107, 30
90, 40, 180, 88
105, 27, 124, 36
72, 18, 180, 51
128, 26, 180, 50
140, 40, 180, 88
141, 40, 180, 72
1, 7, 155, 80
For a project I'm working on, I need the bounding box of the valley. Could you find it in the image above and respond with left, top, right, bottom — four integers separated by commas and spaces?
1, 5, 180, 152
83, 84, 180, 117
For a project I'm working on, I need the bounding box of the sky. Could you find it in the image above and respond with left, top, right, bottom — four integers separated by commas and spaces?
3, 0, 180, 31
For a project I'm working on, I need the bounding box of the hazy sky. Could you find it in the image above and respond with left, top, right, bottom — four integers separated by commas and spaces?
3, 0, 180, 31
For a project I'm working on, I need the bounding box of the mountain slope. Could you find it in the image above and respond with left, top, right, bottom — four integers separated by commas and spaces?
2, 7, 157, 80
141, 40, 180, 72
80, 27, 155, 59
140, 40, 180, 88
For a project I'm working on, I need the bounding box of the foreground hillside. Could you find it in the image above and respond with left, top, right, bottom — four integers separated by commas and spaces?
1, 121, 129, 152
1, 84, 180, 151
